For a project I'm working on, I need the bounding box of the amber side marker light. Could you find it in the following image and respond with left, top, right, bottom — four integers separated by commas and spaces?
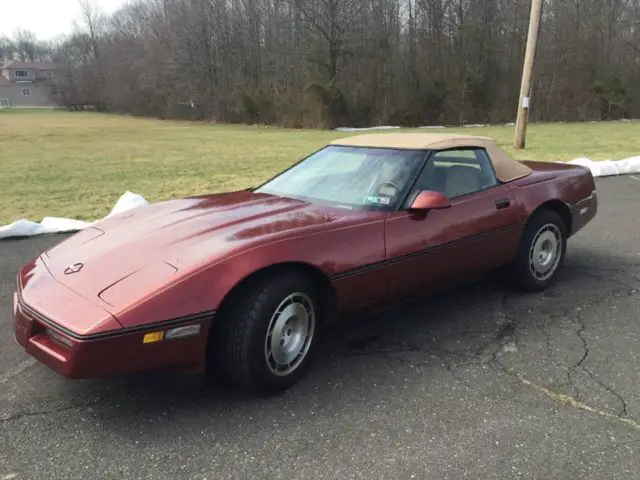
143, 331, 165, 344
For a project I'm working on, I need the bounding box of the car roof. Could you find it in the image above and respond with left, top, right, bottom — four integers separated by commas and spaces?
329, 132, 532, 183
329, 132, 494, 150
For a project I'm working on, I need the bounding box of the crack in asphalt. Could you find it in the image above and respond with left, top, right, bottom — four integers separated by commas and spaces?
0, 358, 37, 385
0, 391, 117, 424
537, 285, 638, 323
582, 366, 629, 418
472, 294, 518, 360
564, 314, 589, 400
572, 316, 589, 370
3, 276, 636, 431
510, 370, 640, 432
488, 288, 640, 433
342, 332, 487, 390
340, 283, 640, 433
533, 313, 554, 358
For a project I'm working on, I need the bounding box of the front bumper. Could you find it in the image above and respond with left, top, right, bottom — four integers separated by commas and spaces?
13, 292, 212, 379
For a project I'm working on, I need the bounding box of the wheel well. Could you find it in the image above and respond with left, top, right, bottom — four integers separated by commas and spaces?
532, 200, 572, 235
214, 262, 339, 326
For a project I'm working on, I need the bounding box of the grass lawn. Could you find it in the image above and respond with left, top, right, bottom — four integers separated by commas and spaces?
1, 110, 638, 224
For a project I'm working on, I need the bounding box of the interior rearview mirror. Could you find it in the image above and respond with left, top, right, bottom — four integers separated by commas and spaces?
409, 190, 451, 212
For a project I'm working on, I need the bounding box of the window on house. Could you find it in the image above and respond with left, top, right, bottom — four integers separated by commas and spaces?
21, 88, 31, 96
0, 98, 9, 107
45, 71, 53, 77
15, 70, 29, 78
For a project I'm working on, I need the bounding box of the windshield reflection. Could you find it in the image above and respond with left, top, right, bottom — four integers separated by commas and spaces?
255, 146, 427, 210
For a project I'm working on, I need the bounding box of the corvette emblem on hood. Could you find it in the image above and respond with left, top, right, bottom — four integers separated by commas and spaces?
64, 262, 84, 275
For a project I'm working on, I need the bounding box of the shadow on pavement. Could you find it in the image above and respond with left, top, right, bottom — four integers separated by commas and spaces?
38, 246, 632, 424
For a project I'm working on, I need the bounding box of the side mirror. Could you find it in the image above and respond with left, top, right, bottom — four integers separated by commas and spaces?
409, 190, 451, 212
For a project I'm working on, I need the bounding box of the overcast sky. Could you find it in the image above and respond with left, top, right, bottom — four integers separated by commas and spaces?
1, 0, 128, 41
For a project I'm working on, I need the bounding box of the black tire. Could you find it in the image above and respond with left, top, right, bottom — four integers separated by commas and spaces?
508, 209, 568, 292
210, 270, 322, 394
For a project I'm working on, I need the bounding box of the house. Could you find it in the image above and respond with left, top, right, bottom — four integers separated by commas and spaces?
0, 60, 65, 108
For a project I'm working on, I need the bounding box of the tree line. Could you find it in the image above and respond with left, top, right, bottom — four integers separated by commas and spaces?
2, 0, 639, 128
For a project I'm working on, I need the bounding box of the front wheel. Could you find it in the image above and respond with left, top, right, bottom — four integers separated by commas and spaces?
509, 209, 567, 292
210, 271, 321, 394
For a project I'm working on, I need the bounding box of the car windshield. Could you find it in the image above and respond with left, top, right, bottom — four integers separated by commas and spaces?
255, 145, 427, 210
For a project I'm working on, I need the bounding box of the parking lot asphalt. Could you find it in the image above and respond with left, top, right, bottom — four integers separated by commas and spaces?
1, 176, 639, 480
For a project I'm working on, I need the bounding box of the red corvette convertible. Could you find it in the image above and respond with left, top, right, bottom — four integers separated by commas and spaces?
13, 133, 598, 393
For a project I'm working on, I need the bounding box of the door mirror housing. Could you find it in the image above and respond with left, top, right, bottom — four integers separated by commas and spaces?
409, 190, 451, 212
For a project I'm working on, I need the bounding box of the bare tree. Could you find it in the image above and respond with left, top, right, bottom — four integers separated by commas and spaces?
0, 36, 15, 63
47, 0, 640, 125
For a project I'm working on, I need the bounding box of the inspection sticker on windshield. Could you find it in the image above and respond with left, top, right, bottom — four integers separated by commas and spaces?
364, 196, 391, 205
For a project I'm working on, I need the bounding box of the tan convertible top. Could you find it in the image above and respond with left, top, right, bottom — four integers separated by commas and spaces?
329, 133, 532, 183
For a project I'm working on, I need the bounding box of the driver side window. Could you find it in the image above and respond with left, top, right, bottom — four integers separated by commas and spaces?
412, 148, 499, 199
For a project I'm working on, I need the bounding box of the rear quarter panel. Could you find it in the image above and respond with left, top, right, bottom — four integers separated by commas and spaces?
512, 162, 597, 236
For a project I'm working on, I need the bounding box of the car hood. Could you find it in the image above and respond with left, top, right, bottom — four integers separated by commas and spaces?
40, 190, 370, 310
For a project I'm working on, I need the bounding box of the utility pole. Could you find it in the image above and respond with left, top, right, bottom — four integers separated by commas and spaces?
514, 0, 543, 149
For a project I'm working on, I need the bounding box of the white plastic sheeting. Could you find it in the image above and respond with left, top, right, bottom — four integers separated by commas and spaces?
0, 191, 148, 240
568, 157, 640, 177
334, 126, 402, 132
333, 119, 638, 131
1, 156, 640, 240
334, 124, 490, 131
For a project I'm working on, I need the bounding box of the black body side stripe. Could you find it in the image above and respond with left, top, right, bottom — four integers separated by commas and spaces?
19, 301, 216, 341
19, 222, 528, 338
331, 221, 527, 281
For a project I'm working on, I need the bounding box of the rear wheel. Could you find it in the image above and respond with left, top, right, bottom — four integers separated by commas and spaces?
509, 209, 567, 292
210, 271, 321, 393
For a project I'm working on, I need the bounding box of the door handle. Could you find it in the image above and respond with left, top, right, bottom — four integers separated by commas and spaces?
495, 198, 511, 209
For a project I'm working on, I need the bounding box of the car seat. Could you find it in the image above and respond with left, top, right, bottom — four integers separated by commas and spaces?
413, 163, 448, 194
445, 165, 483, 198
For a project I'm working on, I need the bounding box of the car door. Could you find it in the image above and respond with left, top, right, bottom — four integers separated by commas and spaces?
383, 147, 526, 303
